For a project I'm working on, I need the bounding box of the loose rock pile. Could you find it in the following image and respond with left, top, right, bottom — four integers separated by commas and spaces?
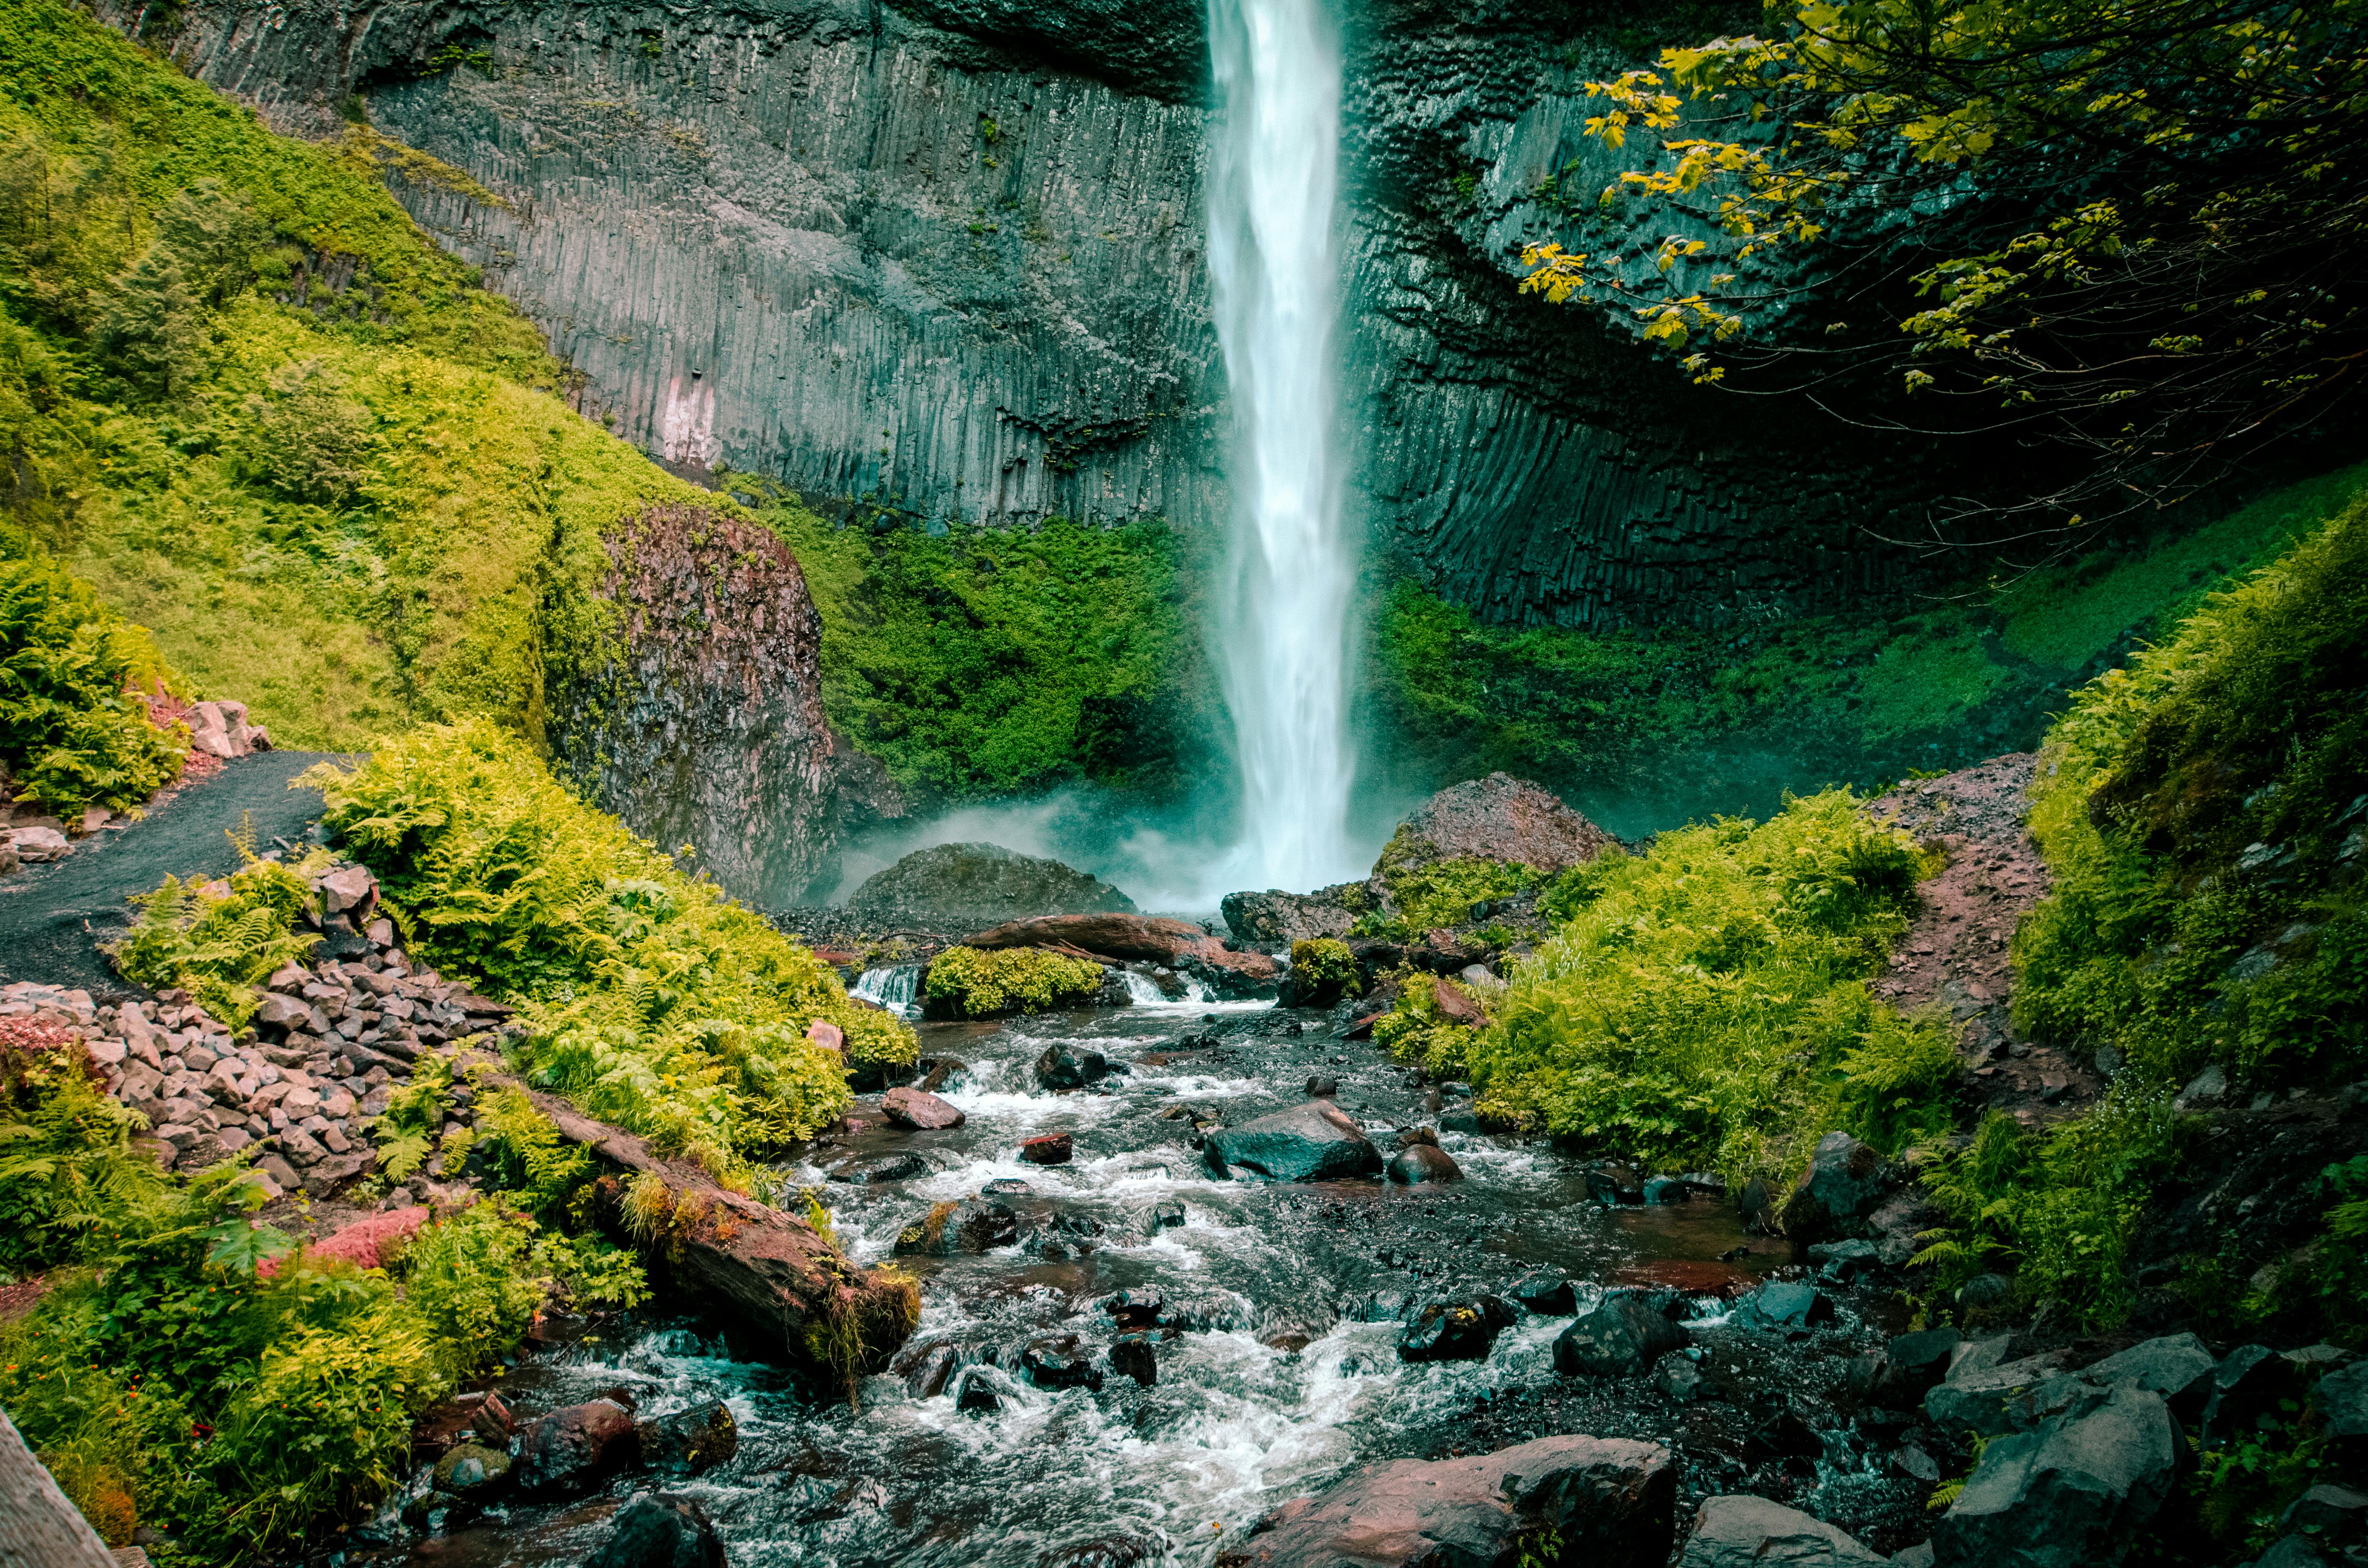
2, 858, 510, 1201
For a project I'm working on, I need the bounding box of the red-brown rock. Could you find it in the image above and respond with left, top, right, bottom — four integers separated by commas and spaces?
882, 1086, 966, 1130
1432, 975, 1490, 1027
1218, 1434, 1674, 1567
1385, 772, 1617, 877
513, 1397, 640, 1495
1020, 1132, 1074, 1165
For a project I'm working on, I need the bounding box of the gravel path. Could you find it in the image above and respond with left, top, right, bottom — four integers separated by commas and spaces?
0, 752, 354, 995
1868, 753, 2103, 1123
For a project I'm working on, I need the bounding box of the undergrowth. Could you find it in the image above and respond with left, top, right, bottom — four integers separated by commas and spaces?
111, 826, 324, 1027
1447, 791, 1950, 1186
304, 722, 915, 1183
0, 553, 185, 814
923, 944, 1104, 1018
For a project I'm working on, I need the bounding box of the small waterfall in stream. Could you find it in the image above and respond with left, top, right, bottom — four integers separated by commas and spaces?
1207, 0, 1360, 895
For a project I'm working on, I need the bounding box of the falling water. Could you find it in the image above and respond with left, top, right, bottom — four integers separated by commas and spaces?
1207, 0, 1359, 895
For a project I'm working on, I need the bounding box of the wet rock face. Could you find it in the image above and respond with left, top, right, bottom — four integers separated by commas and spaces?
1928, 1386, 2181, 1568
1555, 1294, 1689, 1379
1221, 882, 1375, 944
513, 1397, 641, 1495
554, 503, 897, 907
129, 0, 1938, 636
1218, 1434, 1676, 1568
848, 843, 1137, 930
584, 1492, 728, 1568
1677, 1494, 1885, 1568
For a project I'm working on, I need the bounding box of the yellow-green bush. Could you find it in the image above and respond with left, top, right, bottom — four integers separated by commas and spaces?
1367, 829, 1536, 933
0, 552, 185, 814
304, 723, 914, 1181
923, 944, 1105, 1018
1463, 791, 1946, 1183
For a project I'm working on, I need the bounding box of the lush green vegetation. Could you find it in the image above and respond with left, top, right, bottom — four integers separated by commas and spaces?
1389, 791, 1952, 1186
304, 723, 914, 1186
923, 944, 1105, 1018
736, 479, 1216, 802
1368, 831, 1539, 934
0, 1027, 644, 1562
111, 837, 322, 1028
1371, 466, 2365, 819
0, 0, 715, 753
0, 552, 185, 814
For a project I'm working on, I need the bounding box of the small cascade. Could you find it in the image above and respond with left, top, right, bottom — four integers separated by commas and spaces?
849, 962, 921, 1017
1120, 970, 1172, 1006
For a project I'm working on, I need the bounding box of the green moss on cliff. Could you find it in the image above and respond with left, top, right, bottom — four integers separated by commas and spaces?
732, 478, 1217, 802
1372, 465, 2366, 825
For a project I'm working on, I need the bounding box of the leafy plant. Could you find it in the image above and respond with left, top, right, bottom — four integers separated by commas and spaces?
111, 832, 322, 1028
923, 944, 1104, 1018
0, 1027, 167, 1271
366, 1050, 449, 1182
0, 552, 185, 815
467, 1083, 592, 1216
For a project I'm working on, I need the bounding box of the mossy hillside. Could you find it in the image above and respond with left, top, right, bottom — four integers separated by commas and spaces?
0, 0, 713, 753
736, 479, 1219, 802
305, 723, 917, 1184
923, 944, 1105, 1019
1424, 792, 1953, 1185
1370, 464, 2368, 830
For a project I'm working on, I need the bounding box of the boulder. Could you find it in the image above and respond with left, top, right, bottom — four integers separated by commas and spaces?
1020, 1132, 1074, 1164
584, 1493, 727, 1568
636, 1401, 738, 1475
1929, 1386, 2182, 1568
1110, 1332, 1158, 1387
962, 913, 1279, 994
1509, 1270, 1578, 1316
1221, 883, 1371, 944
1736, 1281, 1837, 1332
828, 1152, 930, 1185
1036, 1044, 1112, 1091
847, 842, 1137, 928
1397, 1296, 1516, 1363
431, 1442, 513, 1497
1677, 1495, 1886, 1567
1554, 1295, 1689, 1379
2313, 1359, 2368, 1459
512, 1397, 641, 1495
1202, 1102, 1382, 1182
1216, 1434, 1674, 1568
880, 1086, 965, 1130
1021, 1333, 1102, 1390
1380, 774, 1618, 881
1924, 1353, 2080, 1440
1848, 1327, 1961, 1408
2080, 1333, 2217, 1422
1779, 1132, 1892, 1243
894, 1199, 1019, 1256
1386, 1144, 1465, 1184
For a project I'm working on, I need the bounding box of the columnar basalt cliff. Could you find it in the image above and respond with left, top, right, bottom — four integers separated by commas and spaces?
556, 502, 900, 904
127, 0, 1930, 629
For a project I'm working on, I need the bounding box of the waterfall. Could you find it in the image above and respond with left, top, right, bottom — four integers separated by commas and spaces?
1207, 0, 1358, 895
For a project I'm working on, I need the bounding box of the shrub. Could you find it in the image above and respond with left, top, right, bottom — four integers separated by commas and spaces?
396, 1199, 545, 1371
1464, 791, 1935, 1183
304, 723, 910, 1177
924, 945, 1105, 1018
0, 552, 185, 815
1289, 937, 1362, 995
466, 1084, 592, 1216
111, 837, 321, 1029
0, 1032, 166, 1272
1369, 833, 1536, 933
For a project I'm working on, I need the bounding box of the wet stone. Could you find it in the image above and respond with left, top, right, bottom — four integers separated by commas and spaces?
1397, 1294, 1515, 1362
830, 1151, 930, 1185
1508, 1269, 1578, 1316
1110, 1332, 1158, 1387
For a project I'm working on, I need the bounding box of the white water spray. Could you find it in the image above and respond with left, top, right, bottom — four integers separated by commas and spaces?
1207, 0, 1359, 895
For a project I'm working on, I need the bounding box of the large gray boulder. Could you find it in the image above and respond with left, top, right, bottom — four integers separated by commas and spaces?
1779, 1132, 1893, 1244
1924, 1352, 2079, 1440
847, 842, 1136, 928
1379, 773, 1618, 881
1221, 882, 1373, 944
584, 1492, 727, 1568
1203, 1102, 1382, 1182
1216, 1434, 1675, 1568
2079, 1334, 2217, 1422
1929, 1385, 2182, 1568
1554, 1295, 1689, 1379
1677, 1495, 1886, 1567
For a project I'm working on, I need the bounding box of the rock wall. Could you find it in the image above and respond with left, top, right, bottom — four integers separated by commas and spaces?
133, 0, 1936, 629
555, 502, 900, 904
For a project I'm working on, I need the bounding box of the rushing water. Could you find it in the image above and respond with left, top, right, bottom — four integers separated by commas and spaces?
389, 999, 1926, 1568
1206, 0, 1360, 895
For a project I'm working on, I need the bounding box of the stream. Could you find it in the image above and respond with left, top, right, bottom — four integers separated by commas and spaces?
388, 989, 1933, 1567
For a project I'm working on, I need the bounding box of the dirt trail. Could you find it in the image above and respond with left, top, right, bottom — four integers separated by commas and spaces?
0, 752, 351, 994
1866, 753, 2103, 1123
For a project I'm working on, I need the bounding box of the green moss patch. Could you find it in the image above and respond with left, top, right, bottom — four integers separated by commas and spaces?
922, 944, 1105, 1018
